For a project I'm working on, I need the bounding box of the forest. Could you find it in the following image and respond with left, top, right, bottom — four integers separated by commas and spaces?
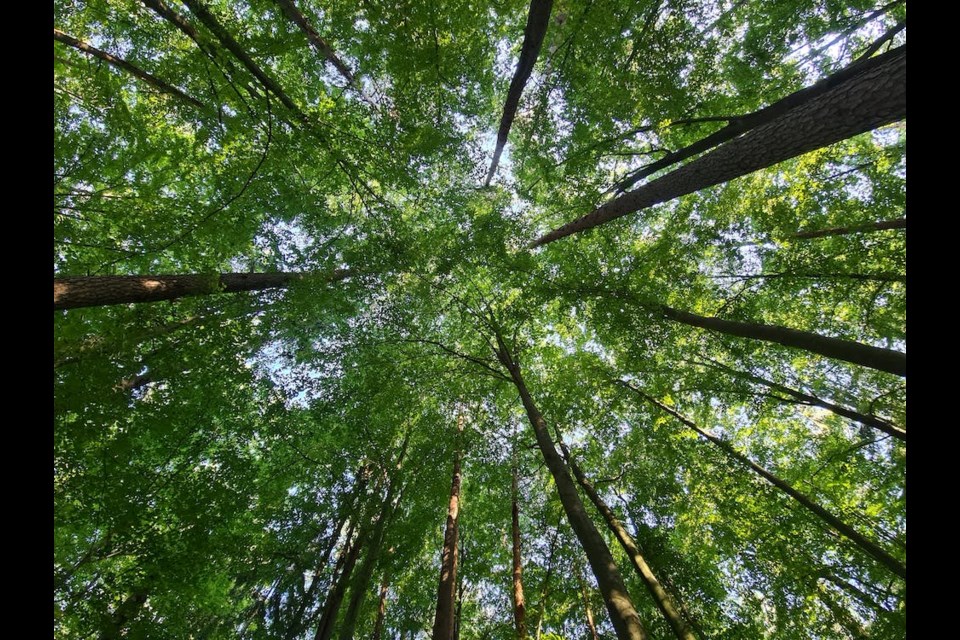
53, 0, 906, 638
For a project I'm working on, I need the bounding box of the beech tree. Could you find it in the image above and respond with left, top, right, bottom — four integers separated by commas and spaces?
54, 1, 906, 639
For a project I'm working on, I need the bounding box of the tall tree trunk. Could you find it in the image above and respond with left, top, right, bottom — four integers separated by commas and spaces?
371, 577, 389, 640
339, 435, 410, 640
692, 356, 905, 440
432, 413, 464, 640
313, 514, 370, 640
53, 28, 207, 112
532, 517, 561, 640
273, 0, 356, 84
493, 330, 649, 640
613, 46, 906, 192
659, 304, 905, 377
789, 217, 906, 240
622, 382, 906, 580
54, 269, 352, 309
576, 562, 601, 640
484, 0, 554, 186
558, 442, 696, 640
511, 458, 528, 639
530, 45, 905, 247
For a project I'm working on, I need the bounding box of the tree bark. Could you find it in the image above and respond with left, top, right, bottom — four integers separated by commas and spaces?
659, 304, 905, 377
313, 516, 369, 640
54, 269, 352, 309
511, 460, 528, 639
273, 0, 356, 84
371, 578, 389, 640
576, 563, 601, 640
623, 383, 906, 580
559, 442, 696, 640
432, 413, 464, 640
789, 217, 906, 240
493, 331, 649, 640
613, 46, 906, 192
53, 28, 207, 112
531, 45, 906, 247
484, 0, 554, 186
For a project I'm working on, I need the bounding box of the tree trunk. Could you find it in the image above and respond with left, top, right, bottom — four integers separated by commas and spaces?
493, 331, 649, 640
54, 269, 352, 309
559, 442, 696, 640
484, 0, 554, 186
54, 28, 207, 112
659, 304, 905, 377
432, 413, 464, 640
693, 356, 905, 440
789, 217, 906, 240
273, 0, 356, 84
339, 436, 410, 640
624, 383, 906, 580
313, 516, 369, 640
576, 563, 601, 640
511, 459, 528, 639
532, 517, 560, 640
531, 45, 906, 247
613, 46, 906, 192
371, 578, 389, 640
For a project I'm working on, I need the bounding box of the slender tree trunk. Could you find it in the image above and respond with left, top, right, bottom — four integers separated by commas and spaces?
693, 356, 905, 440
484, 0, 554, 186
531, 45, 905, 246
53, 28, 207, 112
54, 269, 352, 309
313, 516, 370, 640
432, 414, 464, 640
613, 47, 905, 192
371, 577, 389, 640
789, 217, 906, 240
558, 443, 696, 640
511, 459, 528, 639
659, 304, 905, 377
273, 0, 356, 84
623, 383, 906, 579
532, 517, 561, 640
339, 436, 410, 640
493, 331, 649, 640
576, 563, 601, 640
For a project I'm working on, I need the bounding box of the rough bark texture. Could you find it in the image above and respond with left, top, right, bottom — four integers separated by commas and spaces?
273, 0, 355, 84
614, 46, 906, 192
560, 443, 696, 640
511, 462, 528, 639
494, 331, 649, 640
531, 45, 906, 247
54, 28, 206, 112
484, 0, 554, 186
790, 217, 906, 240
54, 270, 352, 309
627, 384, 906, 580
659, 304, 906, 377
432, 414, 464, 640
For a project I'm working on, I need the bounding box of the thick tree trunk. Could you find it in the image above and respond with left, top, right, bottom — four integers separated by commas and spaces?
789, 217, 906, 240
54, 28, 207, 112
559, 443, 696, 640
54, 269, 352, 310
484, 0, 554, 186
694, 357, 905, 440
494, 331, 649, 640
531, 45, 905, 247
659, 304, 905, 377
624, 383, 906, 580
273, 0, 356, 84
511, 460, 528, 639
614, 47, 906, 192
432, 414, 464, 640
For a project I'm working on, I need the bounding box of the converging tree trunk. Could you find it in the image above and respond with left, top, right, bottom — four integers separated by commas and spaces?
789, 217, 906, 240
484, 0, 554, 186
371, 577, 390, 640
432, 413, 464, 640
511, 457, 528, 639
54, 28, 207, 112
558, 442, 696, 640
531, 45, 905, 247
273, 0, 356, 84
54, 270, 352, 309
659, 305, 905, 377
493, 330, 649, 640
313, 513, 371, 640
576, 561, 602, 640
622, 382, 906, 580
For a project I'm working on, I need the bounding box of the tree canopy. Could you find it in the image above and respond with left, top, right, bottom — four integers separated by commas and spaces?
53, 1, 906, 638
